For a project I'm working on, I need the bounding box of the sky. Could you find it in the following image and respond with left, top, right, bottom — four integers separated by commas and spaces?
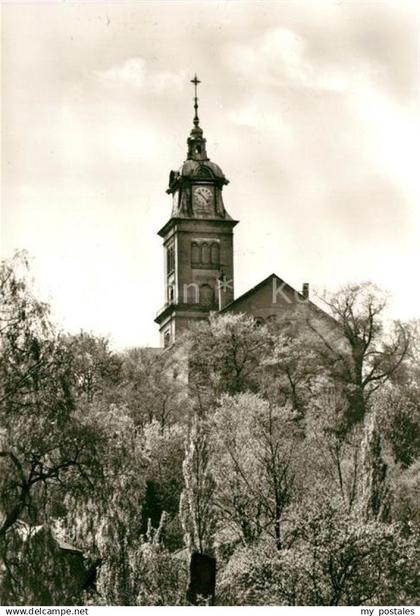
2, 0, 419, 349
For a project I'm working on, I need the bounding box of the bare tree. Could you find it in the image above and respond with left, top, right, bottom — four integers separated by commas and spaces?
309, 283, 409, 430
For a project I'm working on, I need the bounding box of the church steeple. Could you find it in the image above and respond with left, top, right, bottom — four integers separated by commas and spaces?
166, 76, 230, 220
155, 76, 239, 347
187, 74, 208, 162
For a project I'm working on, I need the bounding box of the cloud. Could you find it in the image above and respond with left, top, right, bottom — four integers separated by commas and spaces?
96, 57, 187, 93
224, 25, 379, 95
224, 28, 307, 87
225, 2, 419, 102
229, 99, 290, 131
327, 173, 410, 244
3, 1, 419, 348
98, 57, 147, 88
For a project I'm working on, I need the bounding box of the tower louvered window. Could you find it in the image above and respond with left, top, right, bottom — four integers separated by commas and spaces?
202, 242, 210, 264
191, 242, 200, 265
210, 242, 220, 265
191, 240, 220, 267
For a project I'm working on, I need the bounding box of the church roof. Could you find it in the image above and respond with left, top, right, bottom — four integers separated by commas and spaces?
221, 273, 338, 327
220, 273, 299, 312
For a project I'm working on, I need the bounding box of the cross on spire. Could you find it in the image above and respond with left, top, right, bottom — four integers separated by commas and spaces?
191, 74, 201, 127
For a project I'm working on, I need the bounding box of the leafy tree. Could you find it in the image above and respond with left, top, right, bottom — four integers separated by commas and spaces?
62, 403, 147, 604
179, 416, 216, 556
261, 328, 320, 416
378, 320, 420, 467
141, 420, 185, 547
63, 332, 122, 404
134, 516, 187, 606
212, 393, 299, 549
0, 254, 104, 541
357, 412, 391, 522
95, 512, 187, 606
2, 256, 418, 606
381, 386, 420, 468
186, 313, 272, 411
391, 460, 420, 527
303, 383, 363, 512
0, 253, 110, 603
219, 502, 419, 605
120, 347, 188, 429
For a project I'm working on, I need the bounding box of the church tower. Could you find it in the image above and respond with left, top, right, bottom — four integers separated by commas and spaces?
155, 76, 238, 346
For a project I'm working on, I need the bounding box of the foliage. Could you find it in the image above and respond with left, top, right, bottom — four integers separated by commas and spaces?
96, 514, 188, 606
302, 383, 362, 511
212, 393, 299, 549
379, 382, 420, 469
1, 257, 418, 605
391, 459, 420, 527
63, 332, 122, 404
179, 416, 216, 555
120, 347, 188, 429
0, 254, 107, 605
219, 503, 419, 605
62, 403, 147, 603
186, 313, 272, 409
260, 329, 320, 415
357, 412, 391, 522
134, 543, 188, 606
141, 420, 185, 547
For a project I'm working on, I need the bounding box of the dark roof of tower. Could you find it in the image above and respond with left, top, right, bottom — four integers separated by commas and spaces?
178, 159, 227, 181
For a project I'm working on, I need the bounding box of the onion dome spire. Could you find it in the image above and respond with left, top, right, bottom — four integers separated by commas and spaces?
166, 74, 229, 202
187, 74, 208, 161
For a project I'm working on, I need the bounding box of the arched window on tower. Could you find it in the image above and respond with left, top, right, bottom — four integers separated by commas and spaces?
191, 242, 200, 265
167, 246, 175, 273
164, 330, 171, 348
210, 242, 220, 265
200, 284, 214, 307
184, 283, 199, 304
191, 239, 220, 269
167, 284, 174, 304
201, 242, 210, 265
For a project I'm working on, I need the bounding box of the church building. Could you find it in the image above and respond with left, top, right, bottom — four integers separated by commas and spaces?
155, 76, 332, 347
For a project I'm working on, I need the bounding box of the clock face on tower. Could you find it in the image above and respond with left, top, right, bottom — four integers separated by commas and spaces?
192, 185, 214, 217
